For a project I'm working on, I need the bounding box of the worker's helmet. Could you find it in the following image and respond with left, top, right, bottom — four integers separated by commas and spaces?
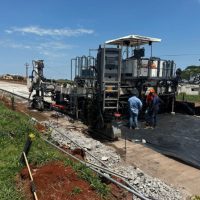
149, 88, 155, 93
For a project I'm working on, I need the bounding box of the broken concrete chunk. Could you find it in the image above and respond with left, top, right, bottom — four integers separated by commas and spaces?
101, 156, 109, 161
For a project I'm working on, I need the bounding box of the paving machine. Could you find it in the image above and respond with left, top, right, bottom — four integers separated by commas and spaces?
65, 35, 180, 138
27, 60, 55, 110
27, 34, 181, 139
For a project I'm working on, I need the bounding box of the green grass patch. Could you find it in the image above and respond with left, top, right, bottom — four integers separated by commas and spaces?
0, 102, 110, 199
191, 195, 200, 200
69, 186, 82, 196
0, 102, 66, 200
176, 93, 200, 103
64, 161, 110, 198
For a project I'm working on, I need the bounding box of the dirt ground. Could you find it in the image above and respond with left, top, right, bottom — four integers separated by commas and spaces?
19, 161, 133, 200
20, 161, 103, 200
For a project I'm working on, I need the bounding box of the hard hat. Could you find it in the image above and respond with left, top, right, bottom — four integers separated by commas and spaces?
149, 88, 155, 93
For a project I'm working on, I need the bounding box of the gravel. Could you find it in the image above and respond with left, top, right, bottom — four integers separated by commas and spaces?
42, 117, 185, 200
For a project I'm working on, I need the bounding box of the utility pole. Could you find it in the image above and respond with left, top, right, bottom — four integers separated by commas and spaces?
25, 63, 29, 84
25, 63, 29, 78
199, 59, 200, 95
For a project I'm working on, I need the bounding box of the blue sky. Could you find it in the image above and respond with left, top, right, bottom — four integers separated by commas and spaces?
0, 0, 200, 79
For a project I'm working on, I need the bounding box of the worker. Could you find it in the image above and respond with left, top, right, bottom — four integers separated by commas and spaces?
128, 89, 143, 130
145, 88, 162, 128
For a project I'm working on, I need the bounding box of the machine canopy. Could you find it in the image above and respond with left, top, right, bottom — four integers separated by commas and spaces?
105, 34, 161, 47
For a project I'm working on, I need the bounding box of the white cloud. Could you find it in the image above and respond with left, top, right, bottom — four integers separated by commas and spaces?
10, 44, 31, 49
38, 42, 74, 50
5, 26, 94, 37
35, 41, 75, 58
0, 37, 77, 62
39, 50, 66, 58
0, 39, 74, 53
5, 30, 13, 34
0, 40, 31, 49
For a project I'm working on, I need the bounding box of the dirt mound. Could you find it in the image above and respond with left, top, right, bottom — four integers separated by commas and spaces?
20, 161, 133, 200
21, 161, 102, 200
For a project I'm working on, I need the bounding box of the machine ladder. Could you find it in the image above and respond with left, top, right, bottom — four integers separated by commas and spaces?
103, 82, 120, 110
100, 47, 121, 111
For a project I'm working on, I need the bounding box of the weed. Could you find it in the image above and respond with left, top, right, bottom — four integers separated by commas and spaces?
72, 163, 110, 197
70, 186, 82, 196
191, 195, 200, 200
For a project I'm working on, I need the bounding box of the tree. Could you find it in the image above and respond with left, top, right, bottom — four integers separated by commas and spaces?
181, 65, 200, 80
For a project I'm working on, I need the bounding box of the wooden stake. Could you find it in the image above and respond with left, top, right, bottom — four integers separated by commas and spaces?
23, 152, 38, 200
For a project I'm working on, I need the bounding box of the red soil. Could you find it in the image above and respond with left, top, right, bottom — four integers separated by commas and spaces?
21, 161, 102, 200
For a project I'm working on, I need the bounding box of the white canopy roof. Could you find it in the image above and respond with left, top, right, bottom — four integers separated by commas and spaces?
105, 34, 161, 46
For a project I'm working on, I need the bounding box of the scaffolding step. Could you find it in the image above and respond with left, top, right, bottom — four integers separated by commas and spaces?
105, 90, 118, 92
104, 106, 118, 109
104, 98, 118, 101
104, 81, 120, 83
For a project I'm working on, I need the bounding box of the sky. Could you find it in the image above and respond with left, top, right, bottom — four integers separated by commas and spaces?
0, 0, 200, 79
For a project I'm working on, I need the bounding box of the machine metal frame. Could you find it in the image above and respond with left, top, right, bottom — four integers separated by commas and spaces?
27, 34, 181, 139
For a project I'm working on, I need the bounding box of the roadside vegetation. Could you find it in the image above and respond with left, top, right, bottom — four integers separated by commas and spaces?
176, 93, 200, 103
181, 65, 200, 80
191, 195, 200, 200
0, 102, 109, 200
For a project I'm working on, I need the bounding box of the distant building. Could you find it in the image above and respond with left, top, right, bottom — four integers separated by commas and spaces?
2, 74, 14, 80
178, 83, 200, 95
0, 74, 25, 81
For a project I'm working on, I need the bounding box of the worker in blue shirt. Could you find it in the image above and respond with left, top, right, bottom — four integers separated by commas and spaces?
128, 89, 143, 129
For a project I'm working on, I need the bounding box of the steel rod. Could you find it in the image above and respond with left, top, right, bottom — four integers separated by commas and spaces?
42, 137, 150, 200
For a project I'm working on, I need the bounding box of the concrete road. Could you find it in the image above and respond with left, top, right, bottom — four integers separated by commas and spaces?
0, 80, 30, 98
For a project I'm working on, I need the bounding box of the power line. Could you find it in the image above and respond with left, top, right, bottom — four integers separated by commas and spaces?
159, 53, 200, 57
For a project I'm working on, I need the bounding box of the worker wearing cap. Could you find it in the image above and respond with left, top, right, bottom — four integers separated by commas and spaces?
145, 88, 162, 128
128, 89, 143, 130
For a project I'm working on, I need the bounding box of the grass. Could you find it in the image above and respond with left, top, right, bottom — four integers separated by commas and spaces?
0, 102, 66, 200
0, 101, 110, 199
64, 161, 110, 198
70, 186, 82, 196
191, 195, 200, 200
176, 93, 200, 103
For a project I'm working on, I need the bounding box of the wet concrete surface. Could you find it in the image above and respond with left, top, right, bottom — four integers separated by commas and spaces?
121, 113, 200, 169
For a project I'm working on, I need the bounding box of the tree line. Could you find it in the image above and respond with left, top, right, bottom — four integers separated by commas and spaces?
180, 65, 200, 80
